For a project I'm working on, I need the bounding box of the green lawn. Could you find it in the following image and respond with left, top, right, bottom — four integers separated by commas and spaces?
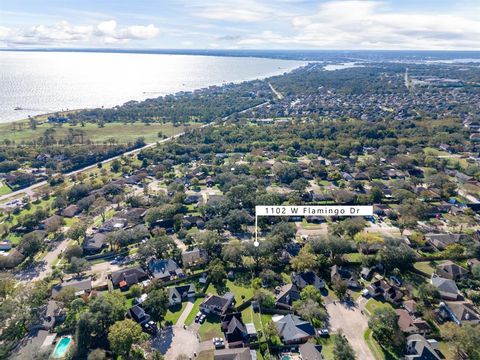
318, 334, 336, 360
197, 350, 214, 360
413, 261, 439, 276
184, 297, 203, 326
0, 182, 11, 196
164, 302, 187, 325
197, 313, 223, 341
0, 121, 199, 144
364, 298, 393, 316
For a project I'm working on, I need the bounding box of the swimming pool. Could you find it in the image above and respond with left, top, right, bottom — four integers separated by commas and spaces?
281, 355, 293, 360
52, 336, 73, 358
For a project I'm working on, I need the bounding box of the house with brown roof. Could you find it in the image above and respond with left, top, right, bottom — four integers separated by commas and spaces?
110, 267, 148, 289
395, 309, 431, 335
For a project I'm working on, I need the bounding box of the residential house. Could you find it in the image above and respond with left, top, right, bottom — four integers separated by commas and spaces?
110, 267, 148, 289
42, 300, 65, 330
431, 275, 458, 301
61, 204, 79, 218
368, 279, 403, 303
435, 261, 468, 281
275, 284, 301, 310
299, 343, 324, 360
221, 313, 249, 347
82, 233, 107, 255
200, 293, 235, 316
274, 314, 316, 344
182, 248, 208, 267
292, 271, 325, 290
405, 334, 441, 360
425, 233, 465, 250
168, 284, 195, 306
438, 301, 480, 325
331, 265, 359, 288
403, 300, 419, 316
51, 277, 92, 298
213, 348, 256, 360
147, 258, 184, 281
128, 305, 151, 325
395, 309, 431, 335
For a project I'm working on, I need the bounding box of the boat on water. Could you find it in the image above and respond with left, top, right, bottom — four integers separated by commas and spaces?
14, 106, 23, 110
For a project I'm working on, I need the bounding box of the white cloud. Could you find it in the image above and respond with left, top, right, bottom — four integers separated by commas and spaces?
0, 20, 160, 47
191, 0, 279, 22
238, 0, 480, 49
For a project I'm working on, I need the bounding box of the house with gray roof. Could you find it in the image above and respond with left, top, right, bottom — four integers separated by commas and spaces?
292, 271, 325, 290
214, 348, 256, 360
147, 258, 184, 281
275, 283, 300, 310
435, 261, 468, 281
274, 314, 316, 344
439, 301, 480, 325
83, 232, 107, 255
51, 277, 92, 297
168, 284, 195, 306
200, 293, 235, 316
110, 267, 148, 289
430, 274, 458, 300
425, 233, 465, 250
405, 334, 441, 360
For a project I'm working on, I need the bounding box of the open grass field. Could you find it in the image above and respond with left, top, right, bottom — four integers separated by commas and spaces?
0, 121, 198, 144
0, 181, 11, 196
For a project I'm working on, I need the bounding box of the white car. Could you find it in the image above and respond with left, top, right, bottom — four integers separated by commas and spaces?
212, 337, 225, 349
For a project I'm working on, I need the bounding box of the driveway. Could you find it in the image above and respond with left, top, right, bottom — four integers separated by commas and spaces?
326, 300, 375, 360
152, 326, 199, 360
176, 300, 195, 327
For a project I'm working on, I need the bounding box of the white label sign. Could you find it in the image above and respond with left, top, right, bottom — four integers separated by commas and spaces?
255, 205, 373, 217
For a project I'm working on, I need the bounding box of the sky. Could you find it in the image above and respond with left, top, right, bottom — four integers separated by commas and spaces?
1, 0, 480, 50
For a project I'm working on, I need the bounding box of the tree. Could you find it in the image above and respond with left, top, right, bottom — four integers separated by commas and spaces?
440, 322, 480, 360
143, 289, 169, 322
19, 231, 44, 257
222, 239, 244, 265
264, 321, 282, 345
417, 283, 440, 304
254, 289, 276, 309
65, 257, 90, 276
108, 319, 145, 359
300, 285, 323, 304
87, 349, 107, 360
67, 221, 88, 243
333, 332, 356, 360
90, 198, 109, 222
377, 239, 416, 271
332, 278, 348, 300
353, 232, 384, 254
63, 244, 83, 261
368, 307, 405, 351
290, 244, 317, 272
208, 259, 227, 285
293, 298, 327, 327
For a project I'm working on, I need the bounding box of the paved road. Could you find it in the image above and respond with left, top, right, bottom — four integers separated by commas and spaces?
14, 238, 70, 282
152, 326, 199, 360
326, 301, 375, 360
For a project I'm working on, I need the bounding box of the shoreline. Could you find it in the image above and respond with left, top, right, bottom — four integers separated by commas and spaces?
0, 52, 307, 124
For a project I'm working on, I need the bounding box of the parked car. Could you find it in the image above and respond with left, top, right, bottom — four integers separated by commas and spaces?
194, 311, 203, 323
142, 321, 158, 335
361, 288, 370, 298
199, 314, 206, 324
318, 329, 330, 337
213, 337, 225, 349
